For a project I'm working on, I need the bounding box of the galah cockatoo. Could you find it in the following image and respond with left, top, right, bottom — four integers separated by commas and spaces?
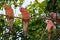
50, 12, 60, 25
46, 19, 56, 40
20, 7, 30, 36
4, 4, 14, 31
46, 20, 56, 33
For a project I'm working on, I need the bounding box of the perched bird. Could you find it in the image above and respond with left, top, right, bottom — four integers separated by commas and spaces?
4, 4, 14, 32
46, 19, 56, 40
46, 20, 56, 33
20, 7, 30, 36
50, 12, 60, 26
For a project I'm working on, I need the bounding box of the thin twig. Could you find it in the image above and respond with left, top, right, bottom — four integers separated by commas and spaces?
0, 14, 52, 19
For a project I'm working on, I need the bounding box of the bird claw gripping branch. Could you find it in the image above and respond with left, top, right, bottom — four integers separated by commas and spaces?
20, 7, 30, 37
4, 4, 14, 32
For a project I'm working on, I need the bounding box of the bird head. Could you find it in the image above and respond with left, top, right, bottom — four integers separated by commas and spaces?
20, 7, 26, 13
46, 20, 53, 25
50, 12, 56, 19
4, 4, 11, 10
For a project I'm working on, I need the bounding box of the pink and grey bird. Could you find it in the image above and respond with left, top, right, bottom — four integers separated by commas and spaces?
50, 12, 60, 25
46, 20, 56, 33
46, 19, 56, 40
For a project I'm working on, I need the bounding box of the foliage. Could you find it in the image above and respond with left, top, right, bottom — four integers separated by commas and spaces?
0, 0, 60, 40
